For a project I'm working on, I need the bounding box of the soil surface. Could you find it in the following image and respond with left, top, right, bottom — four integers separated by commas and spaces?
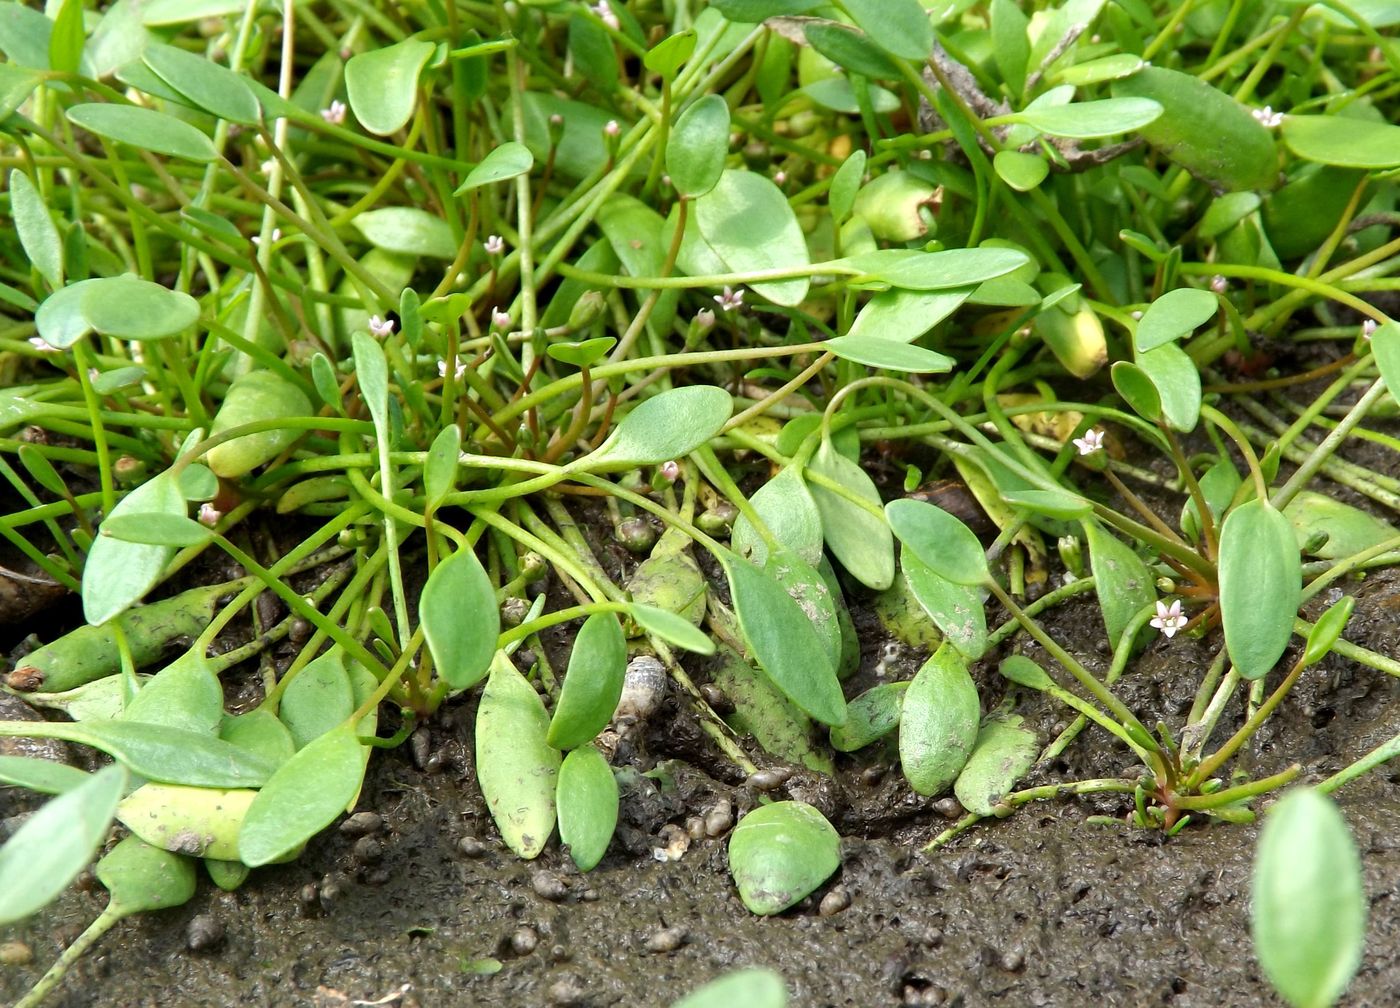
6, 494, 1400, 1007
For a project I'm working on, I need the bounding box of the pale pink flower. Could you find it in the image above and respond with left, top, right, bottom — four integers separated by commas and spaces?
198, 502, 223, 527
694, 308, 716, 330
437, 359, 466, 380
492, 307, 512, 330
1150, 599, 1188, 638
1252, 106, 1284, 128
484, 234, 505, 255
1362, 319, 1378, 340
592, 0, 620, 29
659, 460, 680, 482
320, 100, 347, 125
603, 119, 621, 138
28, 336, 58, 352
713, 286, 743, 312
368, 315, 395, 338
1072, 428, 1105, 456
1210, 275, 1227, 294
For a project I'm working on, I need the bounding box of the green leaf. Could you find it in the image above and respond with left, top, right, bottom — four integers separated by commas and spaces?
626, 603, 717, 654
732, 464, 824, 568
1282, 114, 1400, 169
79, 274, 200, 340
1199, 191, 1262, 240
0, 64, 43, 119
696, 169, 810, 307
453, 141, 534, 195
644, 29, 696, 78
1083, 520, 1156, 651
671, 969, 788, 1008
828, 149, 866, 224
122, 650, 223, 734
10, 169, 63, 287
66, 103, 217, 162
278, 649, 355, 748
1283, 490, 1398, 560
1008, 97, 1161, 139
548, 613, 627, 750
96, 836, 196, 916
998, 655, 1055, 691
721, 553, 845, 727
712, 643, 833, 774
0, 755, 90, 795
556, 744, 618, 872
993, 150, 1049, 191
844, 247, 1030, 291
585, 385, 732, 467
1135, 287, 1218, 352
846, 288, 971, 343
48, 0, 85, 76
802, 20, 900, 80
1111, 360, 1163, 424
899, 644, 979, 796
476, 655, 560, 859
1304, 597, 1355, 668
117, 782, 255, 860
424, 423, 461, 510
86, 0, 147, 80
667, 94, 730, 200
823, 335, 955, 374
0, 763, 124, 925
1182, 458, 1241, 543
1053, 53, 1145, 86
1219, 499, 1301, 680
840, 0, 932, 61
1253, 789, 1365, 1008
1370, 320, 1400, 400
546, 336, 616, 369
353, 206, 457, 259
901, 550, 988, 660
82, 470, 185, 625
239, 724, 366, 866
953, 716, 1038, 816
763, 548, 843, 671
345, 38, 435, 135
807, 438, 895, 591
885, 498, 988, 586
206, 370, 314, 479
101, 511, 212, 547
143, 43, 260, 125
1137, 341, 1202, 432
76, 720, 276, 787
830, 681, 908, 752
990, 0, 1030, 98
220, 709, 295, 770
709, 0, 823, 19
421, 545, 499, 691
0, 3, 54, 70
728, 801, 840, 915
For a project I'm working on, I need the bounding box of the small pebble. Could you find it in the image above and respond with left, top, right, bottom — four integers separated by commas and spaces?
352, 837, 385, 865
861, 765, 888, 786
933, 797, 964, 820
580, 889, 600, 902
922, 927, 944, 949
319, 874, 349, 912
1000, 948, 1025, 972
819, 886, 851, 916
510, 926, 540, 956
457, 836, 488, 858
339, 811, 383, 837
704, 801, 734, 838
0, 940, 33, 966
644, 926, 687, 954
409, 727, 432, 769
298, 883, 320, 910
547, 975, 586, 1006
532, 871, 569, 902
746, 768, 791, 791
423, 750, 447, 774
363, 868, 391, 887
185, 914, 224, 952
685, 816, 706, 840
549, 944, 571, 963
699, 683, 731, 714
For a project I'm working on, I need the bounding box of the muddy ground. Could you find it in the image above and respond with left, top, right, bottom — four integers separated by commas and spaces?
4, 550, 1400, 1008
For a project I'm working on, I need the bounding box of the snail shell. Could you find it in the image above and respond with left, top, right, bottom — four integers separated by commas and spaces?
614, 655, 667, 726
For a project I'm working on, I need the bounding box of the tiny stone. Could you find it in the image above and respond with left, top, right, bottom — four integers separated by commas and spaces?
510, 926, 540, 956
643, 926, 687, 954
0, 941, 33, 966
532, 871, 569, 902
746, 768, 791, 791
861, 765, 888, 786
424, 751, 447, 774
818, 887, 851, 916
298, 883, 320, 908
339, 811, 383, 837
686, 816, 706, 840
581, 889, 600, 902
547, 975, 586, 1007
352, 837, 385, 864
458, 836, 488, 858
704, 802, 734, 838
363, 868, 391, 887
549, 944, 571, 963
923, 927, 944, 948
934, 797, 964, 820
319, 874, 349, 912
185, 914, 224, 952
410, 727, 432, 769
1000, 948, 1025, 972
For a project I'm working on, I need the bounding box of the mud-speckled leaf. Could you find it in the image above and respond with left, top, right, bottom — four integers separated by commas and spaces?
722, 553, 845, 727
671, 968, 788, 1008
345, 38, 435, 135
66, 103, 217, 162
121, 650, 223, 734
476, 655, 560, 859
10, 169, 63, 287
96, 836, 197, 917
1283, 491, 1398, 560
830, 681, 908, 752
728, 800, 840, 916
556, 744, 618, 872
453, 141, 533, 195
954, 717, 1038, 816
1083, 520, 1155, 651
712, 643, 832, 774
696, 169, 809, 306
278, 649, 355, 748
1253, 788, 1366, 1008
586, 385, 732, 468
0, 763, 124, 925
763, 548, 842, 671
548, 613, 627, 751
353, 207, 457, 259
1135, 287, 1218, 353
239, 724, 365, 866
808, 438, 894, 591
421, 545, 499, 691
899, 644, 979, 796
998, 655, 1055, 691
1219, 499, 1301, 680
732, 464, 823, 568
82, 471, 185, 625
667, 94, 730, 199
117, 783, 254, 860
886, 498, 988, 586
901, 550, 987, 660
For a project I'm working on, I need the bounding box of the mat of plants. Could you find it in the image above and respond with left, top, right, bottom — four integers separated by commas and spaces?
3, 1, 1400, 1005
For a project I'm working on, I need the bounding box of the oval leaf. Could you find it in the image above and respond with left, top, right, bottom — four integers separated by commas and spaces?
547, 613, 627, 750
82, 471, 185, 625
345, 39, 435, 136
476, 656, 560, 859
901, 550, 988, 660
1009, 97, 1162, 138
454, 141, 534, 195
830, 681, 908, 752
10, 168, 62, 287
899, 644, 979, 796
1219, 499, 1301, 680
353, 206, 458, 259
671, 969, 787, 1008
1083, 520, 1156, 651
1282, 114, 1400, 169
953, 716, 1038, 816
823, 335, 955, 374
696, 169, 810, 306
66, 103, 217, 162
807, 438, 895, 590
95, 836, 197, 916
1135, 287, 1218, 353
278, 649, 355, 748
844, 247, 1030, 291
239, 724, 366, 866
668, 93, 730, 199
885, 498, 988, 586
727, 800, 840, 915
421, 546, 499, 690
143, 43, 260, 125
586, 385, 733, 467
732, 464, 824, 568
626, 603, 717, 654
556, 744, 618, 872
117, 783, 255, 860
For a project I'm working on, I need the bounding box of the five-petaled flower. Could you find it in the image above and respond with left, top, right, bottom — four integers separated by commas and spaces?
591, 0, 619, 29
713, 286, 743, 312
438, 359, 466, 380
321, 100, 347, 125
484, 234, 505, 256
1072, 428, 1105, 456
368, 315, 395, 338
1150, 599, 1188, 638
1363, 319, 1378, 340
1251, 105, 1284, 128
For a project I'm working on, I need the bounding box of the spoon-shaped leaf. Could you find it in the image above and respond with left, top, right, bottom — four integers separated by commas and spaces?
81, 275, 200, 340
807, 439, 895, 590
667, 93, 730, 199
547, 613, 627, 750
121, 650, 223, 734
1282, 114, 1400, 169
1219, 499, 1301, 680
556, 744, 618, 872
901, 550, 988, 660
345, 38, 435, 135
728, 801, 840, 915
625, 604, 717, 655
1135, 287, 1218, 352
10, 168, 62, 287
886, 498, 988, 586
143, 42, 260, 124
421, 545, 499, 691
454, 141, 534, 195
696, 169, 810, 306
1007, 97, 1161, 138
476, 655, 560, 859
822, 335, 955, 374
584, 385, 732, 468
66, 103, 218, 162
352, 206, 457, 259
97, 835, 198, 916
1083, 520, 1155, 652
830, 681, 908, 752
239, 724, 366, 866
899, 644, 979, 796
671, 968, 788, 1008
953, 716, 1038, 816
117, 783, 255, 860
82, 470, 186, 625
732, 464, 824, 568
278, 648, 355, 748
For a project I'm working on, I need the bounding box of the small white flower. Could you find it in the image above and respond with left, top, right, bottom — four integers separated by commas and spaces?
713, 286, 744, 312
1072, 428, 1105, 456
1362, 319, 1378, 340
437, 358, 467, 380
659, 460, 680, 482
259, 157, 277, 177
603, 119, 621, 138
1251, 105, 1284, 129
250, 228, 282, 246
1150, 599, 1188, 638
592, 0, 620, 29
1210, 274, 1228, 295
368, 315, 395, 338
492, 307, 512, 330
484, 234, 505, 256
320, 99, 347, 125
773, 170, 787, 185
694, 308, 716, 330
28, 336, 58, 352
198, 502, 223, 527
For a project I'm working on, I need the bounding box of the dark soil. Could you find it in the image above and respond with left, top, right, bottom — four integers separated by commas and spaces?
5, 536, 1400, 1008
